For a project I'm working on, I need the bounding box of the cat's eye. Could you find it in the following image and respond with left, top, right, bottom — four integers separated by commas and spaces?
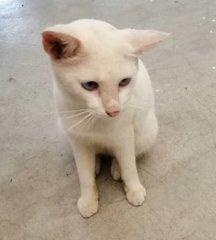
81, 81, 99, 91
119, 78, 131, 87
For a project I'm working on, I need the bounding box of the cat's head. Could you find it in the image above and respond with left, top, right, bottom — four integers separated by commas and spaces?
42, 19, 169, 117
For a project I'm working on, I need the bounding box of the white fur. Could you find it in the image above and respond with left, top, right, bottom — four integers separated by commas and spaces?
43, 19, 168, 217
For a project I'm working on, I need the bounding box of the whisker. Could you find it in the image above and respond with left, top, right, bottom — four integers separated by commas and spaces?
77, 114, 94, 134
65, 110, 91, 119
129, 103, 146, 107
88, 114, 98, 128
128, 103, 146, 107
128, 105, 145, 110
67, 113, 92, 132
39, 109, 90, 116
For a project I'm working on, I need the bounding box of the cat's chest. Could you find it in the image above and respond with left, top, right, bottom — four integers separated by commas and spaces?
66, 115, 132, 147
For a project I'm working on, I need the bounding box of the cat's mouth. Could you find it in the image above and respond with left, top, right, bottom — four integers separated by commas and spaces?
105, 110, 120, 117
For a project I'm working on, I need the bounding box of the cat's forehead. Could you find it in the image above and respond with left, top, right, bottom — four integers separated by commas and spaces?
47, 19, 127, 59
65, 20, 124, 53
52, 19, 138, 79
66, 54, 137, 83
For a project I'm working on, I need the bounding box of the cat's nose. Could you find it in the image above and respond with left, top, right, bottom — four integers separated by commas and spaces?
106, 111, 120, 117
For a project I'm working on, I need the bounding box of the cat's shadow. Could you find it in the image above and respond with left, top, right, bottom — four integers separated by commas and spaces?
97, 154, 112, 173
97, 154, 149, 175
95, 154, 149, 205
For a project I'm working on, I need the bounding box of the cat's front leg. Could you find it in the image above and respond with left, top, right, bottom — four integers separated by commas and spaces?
71, 139, 98, 218
115, 130, 146, 206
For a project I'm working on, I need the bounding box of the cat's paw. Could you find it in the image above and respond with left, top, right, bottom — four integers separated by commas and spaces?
126, 185, 146, 206
77, 197, 98, 218
111, 159, 121, 180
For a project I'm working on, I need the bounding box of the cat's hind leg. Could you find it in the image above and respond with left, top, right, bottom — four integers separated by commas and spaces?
111, 158, 121, 180
95, 155, 101, 175
135, 109, 158, 157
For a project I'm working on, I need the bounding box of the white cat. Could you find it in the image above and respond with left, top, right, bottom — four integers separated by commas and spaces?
42, 19, 169, 218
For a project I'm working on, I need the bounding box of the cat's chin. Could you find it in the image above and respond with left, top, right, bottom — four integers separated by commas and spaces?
102, 114, 120, 120
93, 113, 119, 120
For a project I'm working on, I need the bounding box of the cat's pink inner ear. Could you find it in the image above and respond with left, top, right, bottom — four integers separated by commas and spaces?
42, 31, 81, 60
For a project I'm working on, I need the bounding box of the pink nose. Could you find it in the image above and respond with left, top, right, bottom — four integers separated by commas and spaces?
106, 111, 120, 117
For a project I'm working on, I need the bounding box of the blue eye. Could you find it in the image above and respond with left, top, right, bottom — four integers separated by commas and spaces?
119, 78, 131, 87
81, 81, 98, 91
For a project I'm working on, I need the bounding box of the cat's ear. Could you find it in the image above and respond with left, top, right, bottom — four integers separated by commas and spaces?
120, 29, 170, 55
42, 31, 81, 60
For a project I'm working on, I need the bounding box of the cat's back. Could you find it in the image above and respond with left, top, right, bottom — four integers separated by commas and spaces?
132, 59, 154, 105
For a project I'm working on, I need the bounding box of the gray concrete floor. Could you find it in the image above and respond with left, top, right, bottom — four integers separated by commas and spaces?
1, 0, 216, 239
